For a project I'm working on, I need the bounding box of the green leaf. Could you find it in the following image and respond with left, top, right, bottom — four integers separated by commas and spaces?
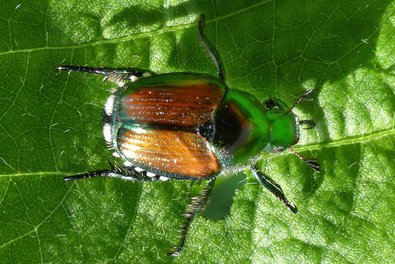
1, 0, 394, 263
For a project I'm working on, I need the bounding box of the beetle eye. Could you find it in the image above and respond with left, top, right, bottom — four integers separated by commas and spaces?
264, 99, 278, 109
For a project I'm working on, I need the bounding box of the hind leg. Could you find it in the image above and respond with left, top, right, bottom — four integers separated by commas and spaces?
168, 179, 215, 257
57, 65, 156, 86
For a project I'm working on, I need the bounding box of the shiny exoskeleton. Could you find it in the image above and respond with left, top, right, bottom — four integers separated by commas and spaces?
58, 15, 319, 256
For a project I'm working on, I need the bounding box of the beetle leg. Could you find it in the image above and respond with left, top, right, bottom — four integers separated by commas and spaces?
197, 15, 225, 81
168, 179, 215, 257
57, 65, 156, 86
298, 119, 316, 130
288, 147, 320, 172
64, 161, 163, 182
250, 165, 298, 214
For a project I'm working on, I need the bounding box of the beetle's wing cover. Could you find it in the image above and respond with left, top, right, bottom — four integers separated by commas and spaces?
118, 75, 226, 127
118, 127, 220, 179
114, 74, 227, 179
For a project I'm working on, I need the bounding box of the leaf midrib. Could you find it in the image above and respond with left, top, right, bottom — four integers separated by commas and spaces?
0, 126, 393, 178
295, 126, 395, 152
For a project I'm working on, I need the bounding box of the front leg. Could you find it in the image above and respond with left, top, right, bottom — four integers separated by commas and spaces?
250, 165, 297, 213
168, 179, 215, 257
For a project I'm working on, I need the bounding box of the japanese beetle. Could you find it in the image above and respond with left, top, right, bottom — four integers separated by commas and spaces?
58, 14, 319, 256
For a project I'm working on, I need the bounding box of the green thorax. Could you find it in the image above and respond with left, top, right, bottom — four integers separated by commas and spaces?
213, 91, 299, 167
212, 90, 269, 166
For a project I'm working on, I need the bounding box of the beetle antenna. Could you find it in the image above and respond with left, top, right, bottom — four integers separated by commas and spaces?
287, 89, 315, 112
288, 146, 320, 172
198, 14, 225, 81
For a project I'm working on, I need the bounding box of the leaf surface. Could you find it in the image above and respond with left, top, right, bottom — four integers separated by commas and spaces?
0, 0, 394, 263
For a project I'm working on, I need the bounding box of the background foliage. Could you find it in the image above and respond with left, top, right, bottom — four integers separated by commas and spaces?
0, 0, 394, 263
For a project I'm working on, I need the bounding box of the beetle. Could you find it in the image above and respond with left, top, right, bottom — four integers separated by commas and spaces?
58, 14, 319, 256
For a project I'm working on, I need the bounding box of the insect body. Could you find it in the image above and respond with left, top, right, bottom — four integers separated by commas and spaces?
58, 15, 319, 256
